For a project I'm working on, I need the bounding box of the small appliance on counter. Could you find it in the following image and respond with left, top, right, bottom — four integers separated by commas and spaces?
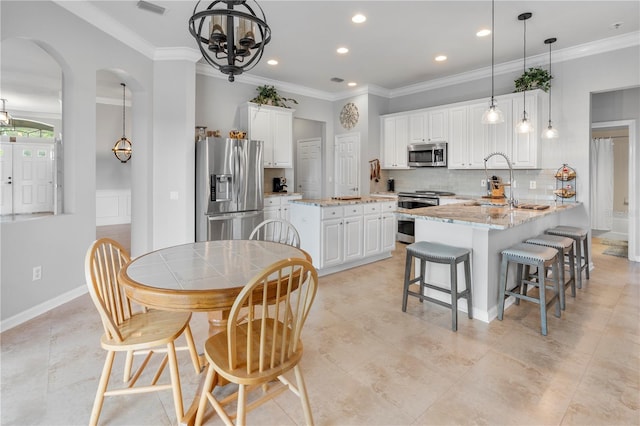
273, 177, 288, 193
387, 178, 395, 192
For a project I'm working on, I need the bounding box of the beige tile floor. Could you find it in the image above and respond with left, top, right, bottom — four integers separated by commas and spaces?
1, 230, 639, 425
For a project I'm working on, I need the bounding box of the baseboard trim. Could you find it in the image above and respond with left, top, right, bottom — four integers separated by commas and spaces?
0, 285, 87, 333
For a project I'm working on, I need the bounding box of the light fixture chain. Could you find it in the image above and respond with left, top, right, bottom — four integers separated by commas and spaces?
491, 0, 495, 102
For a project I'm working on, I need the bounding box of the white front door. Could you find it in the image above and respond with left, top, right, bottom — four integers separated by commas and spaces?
12, 143, 55, 214
334, 133, 360, 197
296, 137, 322, 199
0, 143, 13, 215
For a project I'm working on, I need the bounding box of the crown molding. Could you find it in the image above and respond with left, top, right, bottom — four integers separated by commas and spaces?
154, 47, 202, 62
390, 30, 640, 98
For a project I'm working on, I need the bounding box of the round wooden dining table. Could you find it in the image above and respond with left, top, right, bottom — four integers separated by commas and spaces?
118, 240, 311, 425
119, 239, 311, 313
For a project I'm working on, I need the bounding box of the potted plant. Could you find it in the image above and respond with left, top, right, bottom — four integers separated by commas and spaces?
250, 85, 298, 108
514, 67, 552, 92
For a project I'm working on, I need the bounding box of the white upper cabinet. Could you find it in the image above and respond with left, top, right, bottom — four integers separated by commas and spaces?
381, 115, 409, 169
241, 103, 293, 168
432, 90, 545, 170
408, 109, 449, 143
510, 92, 542, 168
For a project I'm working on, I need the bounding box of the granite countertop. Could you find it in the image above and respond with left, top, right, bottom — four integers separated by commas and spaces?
290, 196, 396, 207
264, 192, 302, 197
396, 200, 582, 230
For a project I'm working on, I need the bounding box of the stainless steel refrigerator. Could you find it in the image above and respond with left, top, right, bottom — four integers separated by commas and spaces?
196, 137, 264, 241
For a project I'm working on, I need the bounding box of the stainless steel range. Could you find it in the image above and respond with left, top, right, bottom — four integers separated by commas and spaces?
396, 190, 455, 243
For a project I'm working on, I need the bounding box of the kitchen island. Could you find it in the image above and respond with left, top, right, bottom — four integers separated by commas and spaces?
397, 200, 588, 322
289, 197, 397, 276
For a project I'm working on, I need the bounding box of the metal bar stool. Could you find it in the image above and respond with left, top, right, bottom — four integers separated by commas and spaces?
402, 241, 472, 331
524, 234, 576, 310
546, 226, 589, 289
497, 242, 561, 336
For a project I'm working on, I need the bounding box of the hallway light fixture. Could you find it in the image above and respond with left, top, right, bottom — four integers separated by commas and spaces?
481, 0, 504, 124
0, 99, 11, 126
112, 83, 132, 163
542, 37, 559, 139
188, 0, 271, 82
516, 12, 533, 134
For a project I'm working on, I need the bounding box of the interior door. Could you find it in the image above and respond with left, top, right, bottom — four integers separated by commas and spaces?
334, 133, 360, 197
296, 138, 322, 199
0, 142, 13, 215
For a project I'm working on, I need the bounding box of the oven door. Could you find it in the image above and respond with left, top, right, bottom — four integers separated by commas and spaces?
396, 196, 439, 243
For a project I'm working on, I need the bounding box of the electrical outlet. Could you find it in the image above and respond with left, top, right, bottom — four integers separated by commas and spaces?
481, 179, 486, 187
529, 180, 537, 189
32, 266, 42, 281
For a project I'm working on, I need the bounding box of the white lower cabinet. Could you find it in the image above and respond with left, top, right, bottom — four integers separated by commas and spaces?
264, 194, 302, 222
289, 200, 395, 275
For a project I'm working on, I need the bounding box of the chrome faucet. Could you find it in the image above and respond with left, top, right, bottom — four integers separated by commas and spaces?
484, 152, 516, 208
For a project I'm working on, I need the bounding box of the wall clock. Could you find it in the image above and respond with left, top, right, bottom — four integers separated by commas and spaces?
340, 102, 359, 130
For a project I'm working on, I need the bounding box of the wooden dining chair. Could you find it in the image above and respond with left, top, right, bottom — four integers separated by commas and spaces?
249, 218, 301, 248
195, 258, 318, 426
85, 238, 201, 426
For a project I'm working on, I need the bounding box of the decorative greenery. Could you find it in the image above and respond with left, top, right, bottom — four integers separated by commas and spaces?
514, 67, 552, 92
250, 85, 298, 108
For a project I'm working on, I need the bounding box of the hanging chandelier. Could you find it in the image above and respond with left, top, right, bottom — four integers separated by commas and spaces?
516, 12, 533, 134
0, 99, 11, 126
542, 37, 559, 139
188, 0, 271, 82
112, 83, 132, 163
481, 0, 504, 124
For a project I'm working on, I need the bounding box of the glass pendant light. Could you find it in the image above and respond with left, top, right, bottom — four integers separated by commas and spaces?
482, 0, 504, 124
112, 83, 132, 163
516, 12, 533, 134
542, 37, 559, 139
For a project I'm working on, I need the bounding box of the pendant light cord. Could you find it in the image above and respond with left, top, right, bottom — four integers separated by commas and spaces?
490, 0, 495, 104
548, 42, 552, 123
121, 83, 126, 138
522, 16, 526, 119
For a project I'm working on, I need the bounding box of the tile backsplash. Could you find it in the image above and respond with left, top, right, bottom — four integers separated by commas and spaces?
381, 167, 572, 202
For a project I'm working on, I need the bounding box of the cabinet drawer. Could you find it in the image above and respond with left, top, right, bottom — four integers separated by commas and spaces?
264, 197, 280, 207
380, 202, 396, 212
362, 203, 381, 214
343, 204, 364, 217
321, 206, 343, 219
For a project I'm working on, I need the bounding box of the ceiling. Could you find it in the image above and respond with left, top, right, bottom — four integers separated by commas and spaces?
84, 0, 640, 93
1, 1, 639, 116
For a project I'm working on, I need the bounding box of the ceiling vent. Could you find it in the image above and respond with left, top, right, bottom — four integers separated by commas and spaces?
137, 1, 166, 15
330, 77, 345, 83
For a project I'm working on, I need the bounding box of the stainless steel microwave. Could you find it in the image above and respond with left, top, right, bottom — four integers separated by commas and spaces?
407, 142, 447, 167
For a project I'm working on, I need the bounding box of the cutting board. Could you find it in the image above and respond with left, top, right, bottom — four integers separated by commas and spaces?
517, 204, 550, 210
331, 196, 362, 200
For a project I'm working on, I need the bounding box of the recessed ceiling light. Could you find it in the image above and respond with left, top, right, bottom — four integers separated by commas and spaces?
352, 14, 366, 24
435, 55, 447, 62
476, 29, 491, 37
337, 47, 349, 54
348, 82, 357, 87
267, 59, 278, 65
